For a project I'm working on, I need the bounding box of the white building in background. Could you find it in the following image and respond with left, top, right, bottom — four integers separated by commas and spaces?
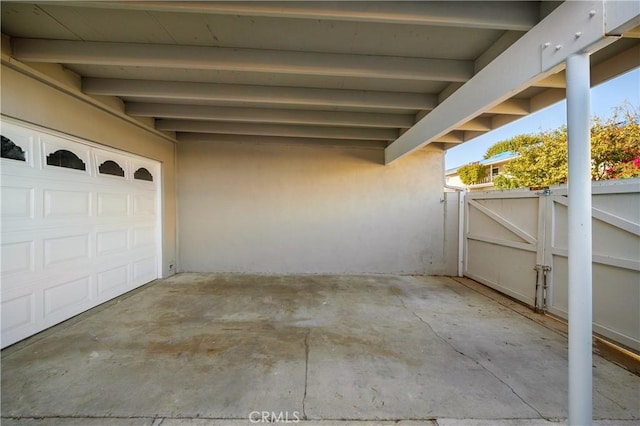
446, 151, 518, 191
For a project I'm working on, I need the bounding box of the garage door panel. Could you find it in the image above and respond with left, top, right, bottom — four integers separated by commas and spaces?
94, 248, 152, 272
132, 226, 156, 248
96, 229, 129, 256
43, 276, 92, 317
133, 256, 157, 284
1, 186, 35, 219
132, 194, 156, 216
97, 192, 129, 217
44, 189, 92, 218
43, 234, 91, 267
97, 265, 130, 297
1, 292, 35, 333
1, 119, 160, 348
1, 240, 35, 276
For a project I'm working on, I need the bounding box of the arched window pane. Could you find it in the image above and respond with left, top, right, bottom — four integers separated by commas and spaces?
1, 136, 26, 161
46, 149, 86, 171
99, 160, 125, 177
134, 167, 153, 181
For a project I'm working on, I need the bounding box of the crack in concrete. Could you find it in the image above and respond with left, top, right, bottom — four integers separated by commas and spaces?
395, 293, 409, 310
595, 387, 627, 411
302, 328, 310, 420
394, 294, 547, 420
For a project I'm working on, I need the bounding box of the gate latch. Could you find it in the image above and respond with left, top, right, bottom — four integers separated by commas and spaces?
534, 264, 552, 312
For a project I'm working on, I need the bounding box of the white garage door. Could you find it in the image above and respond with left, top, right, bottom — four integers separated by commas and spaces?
1, 118, 161, 348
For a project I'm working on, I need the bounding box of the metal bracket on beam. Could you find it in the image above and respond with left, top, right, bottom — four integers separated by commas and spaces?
540, 2, 602, 71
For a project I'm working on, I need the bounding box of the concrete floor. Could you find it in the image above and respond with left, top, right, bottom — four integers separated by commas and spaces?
1, 274, 638, 426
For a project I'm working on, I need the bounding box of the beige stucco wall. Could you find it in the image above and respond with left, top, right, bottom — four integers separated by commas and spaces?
1, 53, 456, 277
0, 63, 177, 277
178, 139, 452, 275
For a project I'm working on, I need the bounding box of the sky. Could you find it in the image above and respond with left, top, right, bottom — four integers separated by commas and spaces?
445, 67, 640, 170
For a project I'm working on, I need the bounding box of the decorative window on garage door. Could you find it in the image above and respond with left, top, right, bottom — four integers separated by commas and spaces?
1, 136, 26, 162
47, 149, 86, 171
99, 160, 125, 177
134, 167, 153, 182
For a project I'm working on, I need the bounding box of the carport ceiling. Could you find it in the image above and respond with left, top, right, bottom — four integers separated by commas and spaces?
2, 1, 639, 162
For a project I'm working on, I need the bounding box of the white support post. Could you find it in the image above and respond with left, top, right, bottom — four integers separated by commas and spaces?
566, 52, 593, 426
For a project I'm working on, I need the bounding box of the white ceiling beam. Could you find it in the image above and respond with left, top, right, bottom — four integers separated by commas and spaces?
455, 117, 492, 132
413, 43, 639, 146
435, 142, 461, 151
530, 88, 566, 113
525, 44, 640, 115
474, 30, 526, 73
491, 114, 528, 130
414, 110, 429, 123
434, 131, 464, 144
533, 72, 567, 88
486, 99, 530, 115
83, 78, 436, 112
437, 82, 465, 104
156, 120, 398, 141
590, 44, 640, 86
65, 1, 540, 31
459, 113, 544, 144
463, 131, 488, 142
12, 39, 473, 82
385, 0, 640, 164
178, 133, 388, 150
126, 103, 413, 129
605, 1, 640, 36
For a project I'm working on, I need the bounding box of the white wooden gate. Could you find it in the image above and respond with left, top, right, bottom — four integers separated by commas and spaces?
464, 179, 640, 352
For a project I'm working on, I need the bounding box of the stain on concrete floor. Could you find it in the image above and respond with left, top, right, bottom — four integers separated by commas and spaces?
1, 274, 638, 424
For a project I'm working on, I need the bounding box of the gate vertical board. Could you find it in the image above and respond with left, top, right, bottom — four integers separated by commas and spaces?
464, 179, 640, 351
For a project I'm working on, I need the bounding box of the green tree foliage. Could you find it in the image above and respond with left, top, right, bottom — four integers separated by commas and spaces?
483, 134, 539, 159
590, 105, 640, 180
457, 163, 487, 185
491, 104, 640, 189
492, 174, 519, 189
501, 128, 569, 188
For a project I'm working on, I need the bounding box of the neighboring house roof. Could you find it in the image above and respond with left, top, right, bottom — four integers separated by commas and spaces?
446, 150, 518, 176
445, 165, 460, 176
479, 150, 518, 166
